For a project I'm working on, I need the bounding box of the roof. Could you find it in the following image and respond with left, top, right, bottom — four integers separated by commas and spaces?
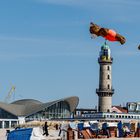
0, 96, 79, 117
112, 106, 128, 113
101, 42, 110, 50
76, 108, 97, 111
12, 99, 42, 105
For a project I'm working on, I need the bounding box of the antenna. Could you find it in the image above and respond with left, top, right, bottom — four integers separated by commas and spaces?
4, 86, 16, 103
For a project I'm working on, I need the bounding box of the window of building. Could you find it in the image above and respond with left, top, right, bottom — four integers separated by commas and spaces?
108, 84, 110, 89
107, 66, 110, 70
129, 104, 136, 111
107, 75, 110, 79
11, 121, 17, 128
99, 106, 101, 112
0, 108, 17, 119
138, 105, 140, 110
0, 121, 2, 128
4, 121, 9, 128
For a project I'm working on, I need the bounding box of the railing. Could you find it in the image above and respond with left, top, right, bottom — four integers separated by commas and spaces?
96, 89, 114, 93
98, 57, 113, 63
82, 112, 140, 121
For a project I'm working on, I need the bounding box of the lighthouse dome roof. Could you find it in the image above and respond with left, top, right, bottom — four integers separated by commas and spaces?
101, 42, 110, 50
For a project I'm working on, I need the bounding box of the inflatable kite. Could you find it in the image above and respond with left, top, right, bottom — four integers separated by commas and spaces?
138, 45, 140, 50
89, 22, 126, 45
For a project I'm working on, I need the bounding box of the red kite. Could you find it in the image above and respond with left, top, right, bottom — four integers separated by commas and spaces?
89, 22, 126, 45
138, 45, 140, 50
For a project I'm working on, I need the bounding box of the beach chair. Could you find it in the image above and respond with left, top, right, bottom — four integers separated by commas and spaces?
85, 128, 97, 138
80, 130, 91, 139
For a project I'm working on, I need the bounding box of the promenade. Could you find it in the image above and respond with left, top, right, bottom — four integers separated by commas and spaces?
1, 128, 140, 140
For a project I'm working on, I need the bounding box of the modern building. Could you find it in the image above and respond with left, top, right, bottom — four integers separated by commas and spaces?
112, 106, 128, 113
74, 108, 97, 118
0, 96, 79, 128
126, 102, 140, 113
83, 112, 140, 122
96, 42, 114, 112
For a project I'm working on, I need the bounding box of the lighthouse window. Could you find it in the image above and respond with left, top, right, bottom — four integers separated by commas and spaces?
107, 75, 110, 79
107, 66, 110, 70
108, 84, 110, 89
107, 109, 110, 112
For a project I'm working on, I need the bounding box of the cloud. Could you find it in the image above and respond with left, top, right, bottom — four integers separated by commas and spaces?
33, 0, 140, 24
0, 35, 70, 47
34, 0, 81, 6
34, 0, 140, 7
0, 36, 40, 42
0, 35, 97, 61
115, 51, 139, 56
0, 51, 96, 62
0, 53, 44, 61
113, 43, 140, 57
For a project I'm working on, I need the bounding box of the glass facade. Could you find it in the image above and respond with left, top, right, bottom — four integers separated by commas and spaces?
11, 121, 18, 128
4, 121, 9, 128
127, 102, 140, 113
0, 121, 2, 128
0, 108, 17, 119
26, 101, 71, 121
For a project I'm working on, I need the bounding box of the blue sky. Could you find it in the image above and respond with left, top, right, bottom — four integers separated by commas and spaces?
0, 0, 140, 108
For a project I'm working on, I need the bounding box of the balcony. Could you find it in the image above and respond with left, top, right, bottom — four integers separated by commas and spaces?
98, 57, 113, 64
96, 88, 114, 95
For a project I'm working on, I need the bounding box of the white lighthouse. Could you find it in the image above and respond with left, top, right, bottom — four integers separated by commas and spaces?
96, 42, 114, 112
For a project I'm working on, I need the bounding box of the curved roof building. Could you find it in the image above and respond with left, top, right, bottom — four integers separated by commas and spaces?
0, 96, 79, 128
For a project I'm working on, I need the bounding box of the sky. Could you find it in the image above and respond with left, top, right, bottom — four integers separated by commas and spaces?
0, 0, 140, 108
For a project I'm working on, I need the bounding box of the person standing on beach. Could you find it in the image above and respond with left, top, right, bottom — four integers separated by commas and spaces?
43, 121, 49, 136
